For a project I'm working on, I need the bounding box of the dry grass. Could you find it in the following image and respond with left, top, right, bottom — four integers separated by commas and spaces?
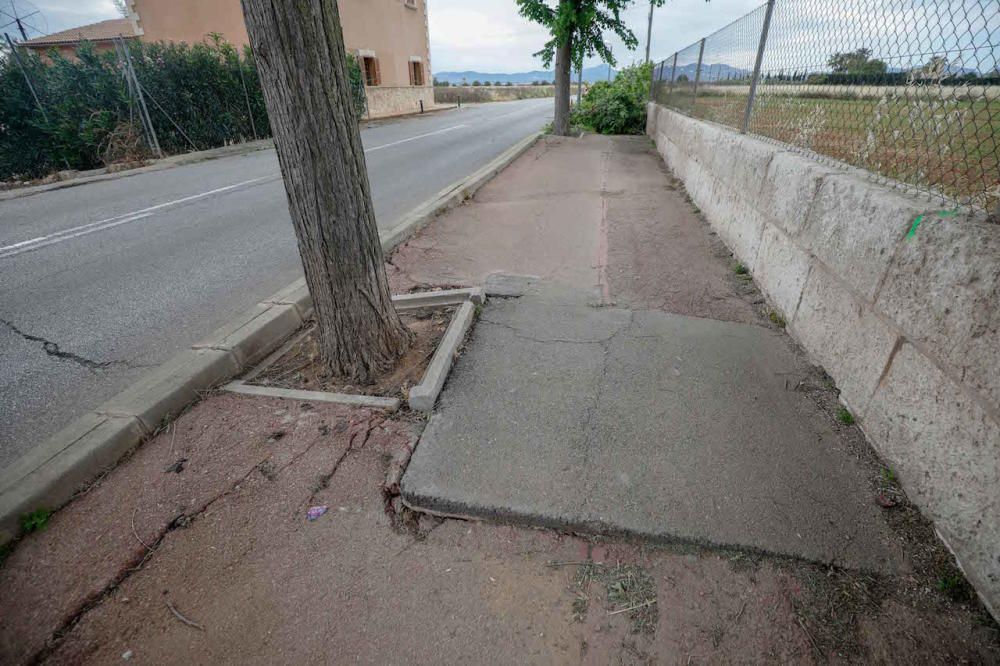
571, 562, 659, 635
660, 89, 1000, 211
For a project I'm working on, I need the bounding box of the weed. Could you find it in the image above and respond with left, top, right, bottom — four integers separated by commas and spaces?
882, 468, 897, 483
768, 310, 787, 328
837, 407, 856, 425
733, 263, 749, 275
938, 574, 973, 602
19, 508, 51, 534
573, 562, 658, 634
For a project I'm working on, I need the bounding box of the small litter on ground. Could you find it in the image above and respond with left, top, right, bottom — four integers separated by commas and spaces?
306, 506, 329, 522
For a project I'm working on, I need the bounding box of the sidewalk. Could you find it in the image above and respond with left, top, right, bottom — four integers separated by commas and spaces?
1, 136, 997, 664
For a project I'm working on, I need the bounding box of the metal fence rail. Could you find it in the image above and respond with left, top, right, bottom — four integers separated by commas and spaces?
652, 0, 999, 215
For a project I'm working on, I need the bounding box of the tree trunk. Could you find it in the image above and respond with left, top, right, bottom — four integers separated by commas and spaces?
553, 29, 573, 136
240, 0, 411, 383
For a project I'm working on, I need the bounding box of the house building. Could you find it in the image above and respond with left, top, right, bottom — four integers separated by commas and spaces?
21, 0, 433, 119
16, 18, 133, 60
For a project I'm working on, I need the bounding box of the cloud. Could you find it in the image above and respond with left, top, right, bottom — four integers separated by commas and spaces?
21, 0, 767, 74
9, 0, 118, 38
429, 0, 765, 73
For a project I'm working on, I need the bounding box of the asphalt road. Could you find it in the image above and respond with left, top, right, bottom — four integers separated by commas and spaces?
0, 98, 552, 468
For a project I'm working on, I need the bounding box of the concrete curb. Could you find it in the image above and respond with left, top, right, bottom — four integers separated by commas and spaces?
409, 301, 476, 412
223, 382, 402, 411
0, 139, 275, 203
393, 287, 485, 311
0, 131, 541, 546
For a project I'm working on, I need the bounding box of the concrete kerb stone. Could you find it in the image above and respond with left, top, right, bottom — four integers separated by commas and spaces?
393, 287, 485, 311
409, 301, 476, 412
96, 349, 242, 433
223, 382, 401, 411
0, 132, 540, 546
261, 277, 312, 320
0, 415, 144, 544
192, 303, 303, 368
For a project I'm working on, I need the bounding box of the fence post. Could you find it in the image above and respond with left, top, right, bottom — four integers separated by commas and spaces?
237, 54, 259, 141
5, 33, 46, 122
118, 36, 163, 157
742, 0, 776, 134
666, 52, 679, 103
692, 38, 706, 101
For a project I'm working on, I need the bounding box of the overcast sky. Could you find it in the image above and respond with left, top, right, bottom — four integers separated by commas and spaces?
15, 0, 764, 73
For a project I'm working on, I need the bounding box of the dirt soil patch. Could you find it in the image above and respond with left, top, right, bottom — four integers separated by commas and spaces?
248, 308, 454, 400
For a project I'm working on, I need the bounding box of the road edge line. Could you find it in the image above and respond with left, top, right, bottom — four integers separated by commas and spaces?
0, 139, 276, 203
0, 131, 542, 546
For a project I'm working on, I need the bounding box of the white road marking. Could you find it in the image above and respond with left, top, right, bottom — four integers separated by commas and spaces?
1, 101, 548, 260
363, 124, 468, 153
0, 175, 278, 259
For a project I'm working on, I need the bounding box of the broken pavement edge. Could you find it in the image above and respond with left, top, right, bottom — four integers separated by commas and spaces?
0, 131, 543, 545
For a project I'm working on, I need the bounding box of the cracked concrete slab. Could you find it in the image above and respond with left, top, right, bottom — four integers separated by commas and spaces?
402, 283, 905, 572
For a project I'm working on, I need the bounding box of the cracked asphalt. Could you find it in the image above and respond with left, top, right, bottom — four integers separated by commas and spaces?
0, 99, 552, 468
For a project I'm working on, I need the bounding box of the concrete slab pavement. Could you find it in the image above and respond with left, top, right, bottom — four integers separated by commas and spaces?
402, 282, 904, 571
1, 133, 996, 664
6, 392, 994, 665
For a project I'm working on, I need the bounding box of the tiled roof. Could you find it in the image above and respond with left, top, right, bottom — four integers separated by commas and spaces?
21, 18, 135, 46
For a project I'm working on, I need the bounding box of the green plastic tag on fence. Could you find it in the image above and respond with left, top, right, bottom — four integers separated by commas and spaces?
906, 209, 959, 239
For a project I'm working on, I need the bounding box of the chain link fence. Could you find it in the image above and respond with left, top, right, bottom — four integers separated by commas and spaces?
652, 0, 999, 215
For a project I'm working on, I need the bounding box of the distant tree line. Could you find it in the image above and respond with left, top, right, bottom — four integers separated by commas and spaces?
433, 79, 553, 87
678, 49, 1000, 87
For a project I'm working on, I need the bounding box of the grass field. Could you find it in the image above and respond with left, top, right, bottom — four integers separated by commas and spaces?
658, 87, 1000, 212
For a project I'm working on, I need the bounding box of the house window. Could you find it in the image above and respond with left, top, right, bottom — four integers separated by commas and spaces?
409, 60, 424, 86
361, 56, 380, 86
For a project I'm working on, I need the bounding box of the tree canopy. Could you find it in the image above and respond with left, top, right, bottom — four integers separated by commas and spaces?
827, 48, 888, 76
516, 0, 667, 70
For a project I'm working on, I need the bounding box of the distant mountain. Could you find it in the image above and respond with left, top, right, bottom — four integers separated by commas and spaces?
663, 62, 750, 82
434, 65, 618, 85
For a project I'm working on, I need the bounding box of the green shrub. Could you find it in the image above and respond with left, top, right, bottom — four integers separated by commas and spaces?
0, 37, 365, 181
573, 62, 653, 135
345, 52, 367, 117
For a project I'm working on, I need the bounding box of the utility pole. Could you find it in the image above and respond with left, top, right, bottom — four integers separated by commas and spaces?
5, 32, 72, 169
4, 32, 44, 120
644, 1, 654, 64
576, 65, 583, 106
114, 35, 162, 157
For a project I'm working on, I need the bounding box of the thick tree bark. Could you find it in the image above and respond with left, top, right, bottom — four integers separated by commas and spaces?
553, 30, 573, 136
240, 0, 411, 383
